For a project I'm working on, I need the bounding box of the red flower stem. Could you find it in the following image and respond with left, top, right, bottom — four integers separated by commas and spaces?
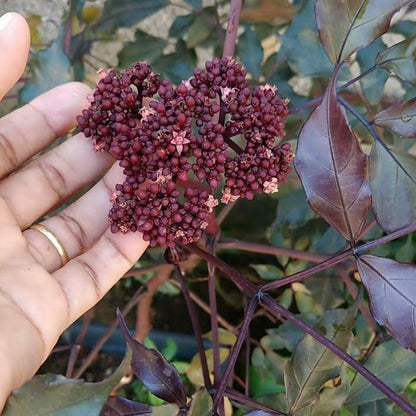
213, 296, 259, 411
222, 0, 243, 58
261, 294, 416, 415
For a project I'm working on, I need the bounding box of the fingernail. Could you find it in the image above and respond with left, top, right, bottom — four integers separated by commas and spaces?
0, 13, 13, 32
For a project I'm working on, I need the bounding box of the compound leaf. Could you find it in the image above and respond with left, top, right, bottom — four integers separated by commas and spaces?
117, 310, 186, 407
372, 97, 416, 138
3, 350, 131, 416
356, 255, 416, 351
284, 303, 358, 413
376, 35, 416, 85
369, 141, 416, 232
346, 339, 416, 405
315, 0, 413, 63
294, 68, 371, 243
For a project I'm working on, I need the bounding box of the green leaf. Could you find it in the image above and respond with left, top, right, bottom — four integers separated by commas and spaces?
183, 0, 203, 10
169, 14, 196, 38
186, 348, 229, 386
203, 328, 237, 346
310, 363, 350, 416
273, 189, 315, 228
279, 0, 333, 77
118, 29, 168, 68
357, 399, 393, 416
376, 35, 416, 85
250, 264, 284, 280
261, 313, 319, 353
237, 24, 264, 80
372, 97, 416, 138
152, 40, 196, 84
346, 339, 416, 406
3, 350, 132, 416
369, 141, 416, 232
91, 0, 168, 36
187, 388, 212, 416
356, 38, 389, 105
20, 29, 72, 104
186, 13, 214, 49
395, 235, 414, 263
315, 0, 413, 64
284, 304, 358, 414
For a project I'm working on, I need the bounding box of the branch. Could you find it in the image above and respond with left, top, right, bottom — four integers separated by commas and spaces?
222, 0, 243, 58
261, 295, 416, 415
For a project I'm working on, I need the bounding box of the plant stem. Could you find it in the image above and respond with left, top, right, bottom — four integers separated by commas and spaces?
213, 296, 259, 411
261, 295, 416, 415
225, 389, 288, 415
261, 248, 352, 291
175, 266, 212, 389
182, 243, 258, 296
218, 237, 330, 263
288, 64, 379, 115
222, 0, 242, 58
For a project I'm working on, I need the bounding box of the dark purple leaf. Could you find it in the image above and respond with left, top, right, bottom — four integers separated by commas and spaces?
100, 396, 152, 416
369, 141, 416, 232
117, 310, 186, 407
294, 68, 371, 244
315, 0, 413, 63
356, 255, 416, 351
372, 98, 416, 138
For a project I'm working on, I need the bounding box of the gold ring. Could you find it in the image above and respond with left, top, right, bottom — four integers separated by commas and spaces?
29, 224, 69, 266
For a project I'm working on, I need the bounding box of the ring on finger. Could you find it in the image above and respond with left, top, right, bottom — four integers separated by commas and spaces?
29, 223, 69, 266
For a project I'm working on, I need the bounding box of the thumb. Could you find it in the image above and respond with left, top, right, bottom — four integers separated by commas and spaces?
0, 12, 30, 100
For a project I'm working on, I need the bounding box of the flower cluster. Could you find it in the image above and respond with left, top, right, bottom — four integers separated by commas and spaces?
77, 58, 293, 247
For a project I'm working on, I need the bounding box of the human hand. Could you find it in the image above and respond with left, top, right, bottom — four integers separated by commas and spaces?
0, 12, 148, 411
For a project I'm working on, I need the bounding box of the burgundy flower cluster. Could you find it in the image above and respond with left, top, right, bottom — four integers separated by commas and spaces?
77, 57, 293, 247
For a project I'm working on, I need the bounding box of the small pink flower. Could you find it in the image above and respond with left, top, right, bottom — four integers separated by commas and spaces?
97, 68, 108, 80
93, 141, 106, 152
261, 84, 277, 94
220, 86, 236, 102
221, 189, 240, 204
263, 178, 279, 194
139, 107, 155, 121
204, 195, 219, 212
155, 168, 172, 184
170, 131, 190, 155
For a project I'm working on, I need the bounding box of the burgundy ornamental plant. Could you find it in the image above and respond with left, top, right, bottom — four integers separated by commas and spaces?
77, 57, 294, 248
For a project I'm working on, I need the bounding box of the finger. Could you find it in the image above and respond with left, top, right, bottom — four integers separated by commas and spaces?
0, 12, 30, 100
24, 162, 123, 272
0, 82, 91, 178
0, 132, 113, 228
53, 229, 148, 325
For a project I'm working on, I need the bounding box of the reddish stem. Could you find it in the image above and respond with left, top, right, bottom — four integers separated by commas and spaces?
222, 0, 243, 58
